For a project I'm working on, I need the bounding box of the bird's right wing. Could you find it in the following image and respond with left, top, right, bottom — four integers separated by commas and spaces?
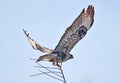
55, 5, 94, 53
23, 29, 54, 53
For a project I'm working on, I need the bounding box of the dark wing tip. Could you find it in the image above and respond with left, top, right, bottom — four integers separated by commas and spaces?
23, 29, 26, 34
86, 5, 94, 27
23, 29, 30, 38
86, 5, 94, 18
80, 8, 85, 16
79, 5, 94, 18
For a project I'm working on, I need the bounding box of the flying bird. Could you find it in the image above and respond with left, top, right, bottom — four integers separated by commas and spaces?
23, 5, 94, 66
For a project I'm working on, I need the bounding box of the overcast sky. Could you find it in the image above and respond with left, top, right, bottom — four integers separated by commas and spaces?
0, 0, 120, 83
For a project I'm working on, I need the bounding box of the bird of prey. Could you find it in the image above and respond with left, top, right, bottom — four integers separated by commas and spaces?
23, 5, 94, 66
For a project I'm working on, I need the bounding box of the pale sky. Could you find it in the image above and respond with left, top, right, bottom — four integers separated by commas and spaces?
0, 0, 120, 83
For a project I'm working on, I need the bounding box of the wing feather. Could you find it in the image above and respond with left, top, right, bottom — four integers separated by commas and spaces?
23, 29, 54, 53
55, 5, 94, 53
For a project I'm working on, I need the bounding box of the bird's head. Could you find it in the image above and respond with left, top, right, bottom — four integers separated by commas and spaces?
64, 53, 73, 62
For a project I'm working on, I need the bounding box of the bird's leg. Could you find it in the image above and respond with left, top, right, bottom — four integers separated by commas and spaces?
54, 61, 60, 67
52, 61, 60, 67
56, 63, 60, 67
52, 62, 55, 66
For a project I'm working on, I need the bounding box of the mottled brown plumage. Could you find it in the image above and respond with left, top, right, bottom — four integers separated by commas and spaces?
23, 5, 94, 66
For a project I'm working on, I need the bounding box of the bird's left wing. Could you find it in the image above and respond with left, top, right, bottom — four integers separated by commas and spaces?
55, 5, 94, 53
23, 29, 54, 53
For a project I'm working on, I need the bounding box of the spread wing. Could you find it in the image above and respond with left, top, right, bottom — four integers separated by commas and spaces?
23, 29, 54, 53
55, 5, 94, 53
